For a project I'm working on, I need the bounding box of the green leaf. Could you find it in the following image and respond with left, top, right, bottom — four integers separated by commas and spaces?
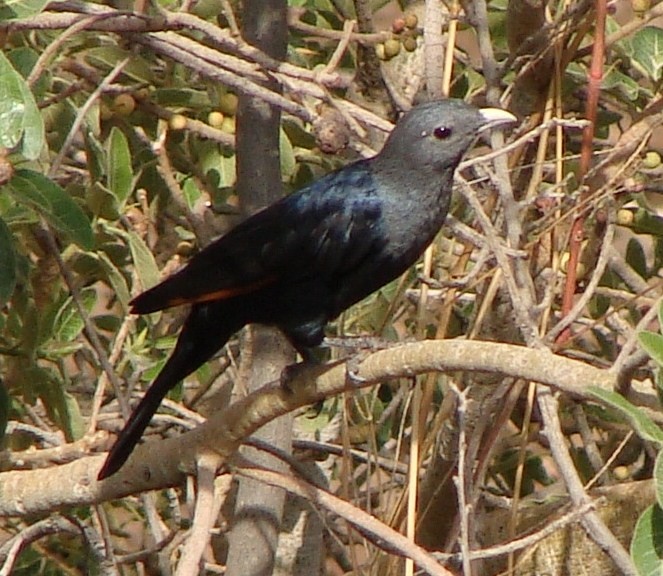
602, 66, 643, 101
655, 452, 663, 511
86, 183, 121, 220
62, 391, 85, 441
107, 127, 133, 206
640, 332, 663, 368
83, 129, 105, 184
627, 27, 663, 83
53, 288, 96, 343
151, 88, 212, 108
627, 238, 648, 279
182, 178, 202, 210
0, 216, 17, 307
97, 252, 130, 310
84, 46, 154, 83
33, 366, 85, 441
0, 0, 49, 19
10, 170, 93, 249
199, 142, 236, 188
631, 504, 663, 576
0, 379, 9, 445
126, 231, 160, 291
0, 52, 44, 159
588, 386, 663, 445
280, 127, 296, 180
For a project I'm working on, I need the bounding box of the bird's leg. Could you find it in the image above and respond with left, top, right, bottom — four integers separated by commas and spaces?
280, 324, 328, 391
344, 353, 367, 385
279, 341, 324, 392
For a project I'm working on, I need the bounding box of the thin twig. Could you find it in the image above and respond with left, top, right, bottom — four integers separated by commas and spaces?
235, 465, 455, 576
38, 228, 129, 417
49, 58, 128, 176
450, 383, 472, 576
175, 453, 221, 576
537, 389, 636, 576
546, 221, 615, 343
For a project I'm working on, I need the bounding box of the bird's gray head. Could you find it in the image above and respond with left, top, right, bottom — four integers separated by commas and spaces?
377, 99, 516, 173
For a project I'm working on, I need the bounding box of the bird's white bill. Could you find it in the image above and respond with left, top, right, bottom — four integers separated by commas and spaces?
478, 108, 517, 130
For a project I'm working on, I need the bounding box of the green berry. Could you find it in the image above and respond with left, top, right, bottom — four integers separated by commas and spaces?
218, 92, 239, 116
384, 39, 401, 59
643, 150, 661, 169
208, 111, 225, 128
403, 36, 418, 52
169, 114, 187, 130
404, 13, 418, 29
113, 93, 136, 116
616, 209, 634, 226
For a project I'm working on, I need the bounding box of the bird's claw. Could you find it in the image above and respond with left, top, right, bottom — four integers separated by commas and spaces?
345, 355, 367, 386
280, 361, 307, 393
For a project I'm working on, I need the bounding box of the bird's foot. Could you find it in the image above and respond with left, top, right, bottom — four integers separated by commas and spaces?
280, 356, 339, 393
345, 354, 367, 386
280, 361, 310, 393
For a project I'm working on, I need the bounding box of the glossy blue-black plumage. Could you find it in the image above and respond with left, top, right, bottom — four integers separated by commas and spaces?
97, 99, 515, 480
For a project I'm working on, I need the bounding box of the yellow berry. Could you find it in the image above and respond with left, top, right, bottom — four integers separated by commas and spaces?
112, 93, 136, 116
100, 102, 113, 121
613, 466, 630, 480
616, 209, 634, 226
643, 150, 661, 169
384, 39, 401, 59
403, 36, 418, 52
375, 43, 387, 60
221, 116, 236, 134
404, 13, 418, 29
208, 111, 225, 128
632, 0, 651, 13
169, 114, 187, 130
176, 241, 195, 256
218, 92, 239, 116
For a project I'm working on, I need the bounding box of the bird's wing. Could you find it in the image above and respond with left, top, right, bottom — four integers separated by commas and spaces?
131, 163, 385, 314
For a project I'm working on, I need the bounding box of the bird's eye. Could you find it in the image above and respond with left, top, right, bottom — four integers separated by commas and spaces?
433, 126, 452, 139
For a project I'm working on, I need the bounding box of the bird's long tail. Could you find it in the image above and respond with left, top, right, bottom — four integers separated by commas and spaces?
98, 304, 238, 480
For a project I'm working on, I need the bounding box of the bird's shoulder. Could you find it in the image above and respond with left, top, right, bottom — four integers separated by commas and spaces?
130, 160, 385, 312
210, 158, 380, 252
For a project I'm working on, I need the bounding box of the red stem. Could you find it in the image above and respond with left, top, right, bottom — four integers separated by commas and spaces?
557, 0, 606, 345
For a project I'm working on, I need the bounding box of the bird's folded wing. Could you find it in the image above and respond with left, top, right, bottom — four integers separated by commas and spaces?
130, 169, 384, 314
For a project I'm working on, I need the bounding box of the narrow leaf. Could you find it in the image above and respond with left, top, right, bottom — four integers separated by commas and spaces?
107, 127, 133, 205
588, 386, 663, 445
0, 0, 49, 20
631, 504, 663, 576
97, 252, 130, 309
640, 332, 663, 368
0, 52, 44, 159
0, 53, 30, 148
53, 288, 96, 343
11, 170, 93, 249
655, 452, 663, 512
126, 231, 160, 291
0, 380, 9, 444
0, 217, 17, 307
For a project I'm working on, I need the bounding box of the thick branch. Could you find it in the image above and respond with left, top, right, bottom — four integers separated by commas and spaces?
0, 340, 620, 517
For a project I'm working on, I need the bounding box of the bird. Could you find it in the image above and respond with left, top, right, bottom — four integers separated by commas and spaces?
97, 99, 516, 480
